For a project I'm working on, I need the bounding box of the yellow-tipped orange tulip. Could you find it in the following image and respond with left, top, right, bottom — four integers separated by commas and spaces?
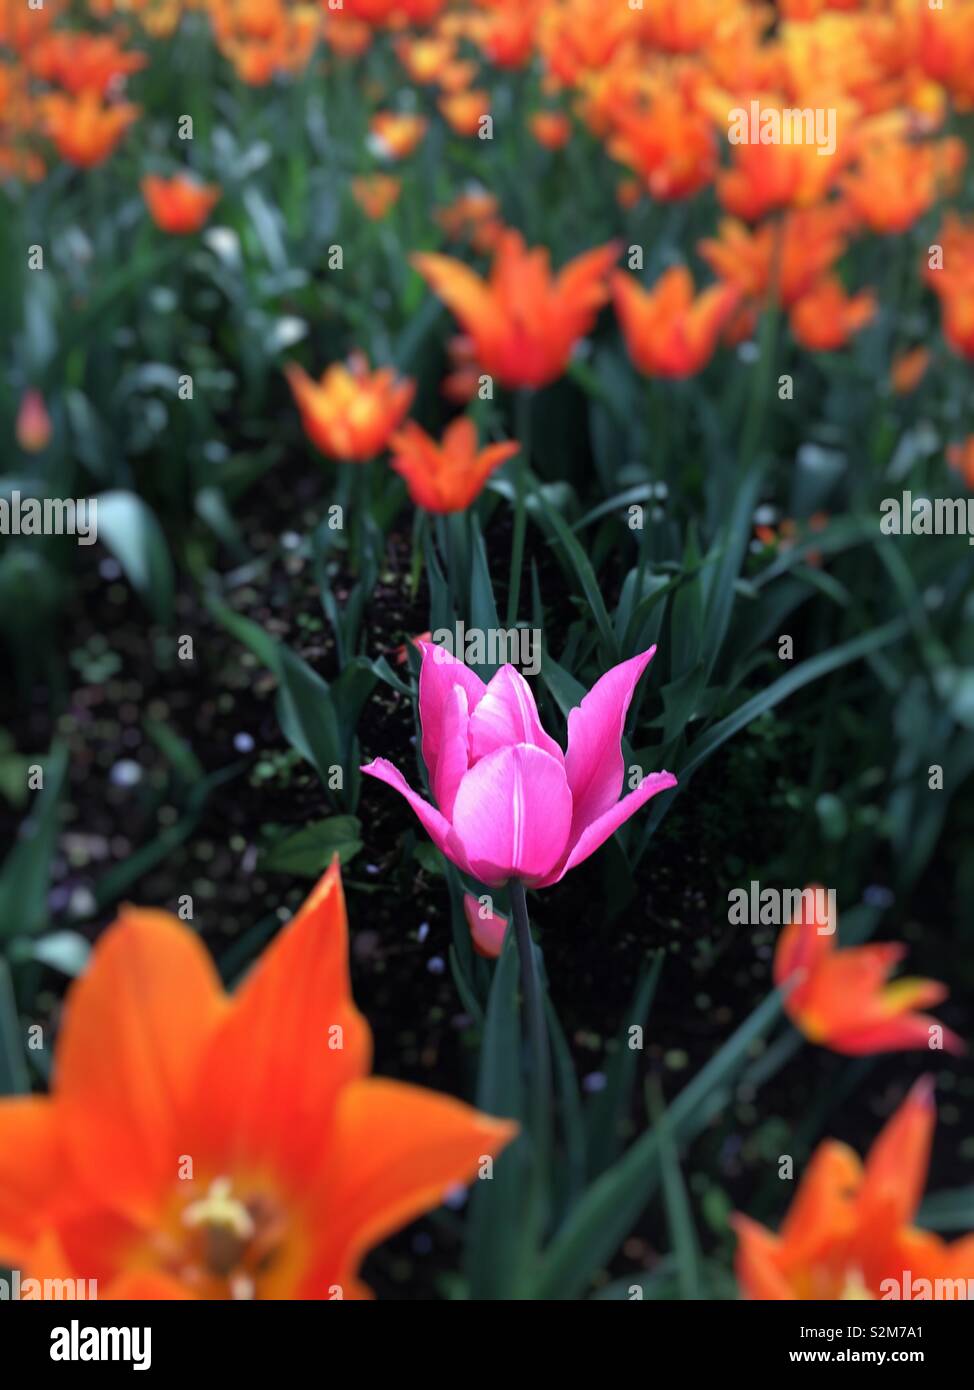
286, 351, 415, 461
414, 230, 618, 389
735, 1079, 974, 1300
389, 417, 519, 513
774, 887, 963, 1056
612, 266, 737, 378
0, 862, 515, 1299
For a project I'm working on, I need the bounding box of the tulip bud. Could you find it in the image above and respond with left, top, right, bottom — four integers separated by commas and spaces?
16, 389, 52, 453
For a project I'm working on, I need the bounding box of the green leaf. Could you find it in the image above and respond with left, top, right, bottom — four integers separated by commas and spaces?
529, 986, 786, 1300
586, 953, 663, 1177
0, 958, 28, 1095
258, 818, 362, 875
96, 491, 174, 623
0, 742, 68, 939
464, 929, 535, 1299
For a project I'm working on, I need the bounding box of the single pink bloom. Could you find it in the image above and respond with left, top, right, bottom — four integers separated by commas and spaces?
362, 644, 676, 887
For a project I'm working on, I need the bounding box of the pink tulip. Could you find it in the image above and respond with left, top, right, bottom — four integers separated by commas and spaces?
362, 644, 677, 887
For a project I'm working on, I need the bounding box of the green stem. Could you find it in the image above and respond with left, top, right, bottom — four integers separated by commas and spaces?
506, 390, 533, 626
509, 879, 551, 1166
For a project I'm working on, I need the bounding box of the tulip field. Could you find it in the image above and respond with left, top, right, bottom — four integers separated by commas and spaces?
3, 0, 974, 1330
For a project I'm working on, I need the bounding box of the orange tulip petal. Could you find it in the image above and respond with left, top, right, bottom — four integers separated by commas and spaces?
55, 909, 226, 1224
0, 1098, 62, 1265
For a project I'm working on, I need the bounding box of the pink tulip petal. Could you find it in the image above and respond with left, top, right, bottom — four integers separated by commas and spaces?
463, 893, 508, 959
451, 744, 573, 887
433, 685, 470, 820
361, 757, 471, 874
467, 665, 563, 764
417, 642, 485, 788
564, 645, 657, 841
539, 769, 677, 886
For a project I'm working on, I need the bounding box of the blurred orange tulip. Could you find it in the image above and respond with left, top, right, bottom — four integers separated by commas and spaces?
947, 436, 974, 490
15, 390, 52, 453
735, 1079, 974, 1300
612, 266, 737, 378
142, 174, 220, 234
438, 90, 490, 137
773, 886, 963, 1056
414, 230, 618, 389
41, 91, 140, 168
890, 346, 931, 396
699, 205, 851, 309
842, 137, 965, 235
368, 112, 428, 160
389, 417, 518, 513
925, 213, 974, 359
29, 32, 147, 97
0, 861, 515, 1299
529, 110, 572, 151
351, 173, 401, 219
286, 351, 414, 461
789, 275, 875, 351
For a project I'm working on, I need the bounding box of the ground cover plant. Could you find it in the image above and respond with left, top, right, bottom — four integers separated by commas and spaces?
1, 0, 974, 1312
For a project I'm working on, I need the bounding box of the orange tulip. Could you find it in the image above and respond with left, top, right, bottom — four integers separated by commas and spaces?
538, 0, 642, 86
395, 35, 456, 85
389, 417, 519, 513
947, 437, 974, 490
529, 111, 572, 151
286, 351, 415, 461
0, 862, 515, 1299
698, 205, 851, 309
842, 137, 965, 235
925, 213, 974, 359
438, 90, 490, 137
789, 275, 876, 351
717, 112, 849, 221
735, 1079, 974, 1300
612, 266, 738, 378
29, 32, 147, 97
414, 230, 618, 389
890, 346, 931, 396
142, 174, 221, 235
40, 91, 140, 168
351, 173, 401, 219
463, 893, 508, 959
472, 1, 541, 70
605, 82, 717, 202
15, 389, 52, 453
368, 112, 428, 160
773, 887, 963, 1056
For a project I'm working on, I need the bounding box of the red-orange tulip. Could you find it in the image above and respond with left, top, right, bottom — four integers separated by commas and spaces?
29, 32, 147, 97
789, 275, 876, 351
735, 1079, 974, 1300
698, 206, 852, 310
142, 174, 221, 235
612, 266, 738, 378
414, 231, 618, 389
774, 888, 963, 1056
0, 862, 515, 1299
286, 352, 415, 461
389, 417, 519, 513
